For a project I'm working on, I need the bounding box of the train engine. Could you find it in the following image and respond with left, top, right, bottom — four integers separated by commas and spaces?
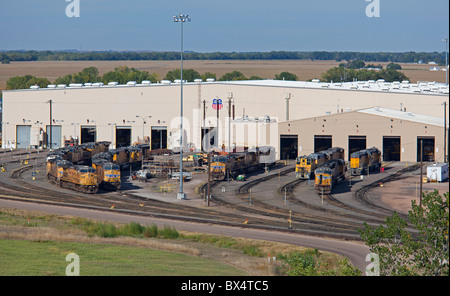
295, 152, 327, 179
47, 158, 98, 194
92, 158, 121, 190
350, 147, 381, 175
314, 159, 346, 194
210, 146, 275, 181
350, 150, 369, 175
321, 147, 345, 161
210, 155, 230, 180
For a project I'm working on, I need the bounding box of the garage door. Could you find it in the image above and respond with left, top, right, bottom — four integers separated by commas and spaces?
46, 125, 62, 149
16, 125, 31, 149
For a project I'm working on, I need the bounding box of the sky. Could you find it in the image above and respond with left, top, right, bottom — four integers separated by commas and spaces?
0, 0, 448, 53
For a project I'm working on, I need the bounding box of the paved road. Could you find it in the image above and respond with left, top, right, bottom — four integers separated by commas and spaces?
0, 198, 370, 274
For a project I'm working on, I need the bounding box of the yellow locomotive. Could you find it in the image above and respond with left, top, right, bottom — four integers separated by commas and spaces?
295, 147, 344, 180
295, 152, 327, 179
47, 158, 98, 194
210, 146, 275, 181
47, 141, 111, 164
108, 146, 142, 168
349, 147, 381, 176
92, 159, 121, 190
321, 147, 345, 161
314, 159, 346, 195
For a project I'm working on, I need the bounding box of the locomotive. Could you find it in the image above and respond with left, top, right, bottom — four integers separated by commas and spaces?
314, 159, 346, 195
47, 157, 98, 194
349, 147, 381, 176
47, 141, 111, 164
94, 146, 143, 169
210, 146, 276, 181
295, 152, 327, 179
296, 147, 344, 180
92, 158, 121, 190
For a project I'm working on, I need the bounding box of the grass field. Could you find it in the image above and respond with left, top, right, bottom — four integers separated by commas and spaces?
0, 239, 247, 276
0, 59, 446, 90
0, 207, 357, 276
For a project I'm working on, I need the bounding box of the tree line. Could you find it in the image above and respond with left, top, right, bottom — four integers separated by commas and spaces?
5, 63, 409, 90
5, 67, 300, 90
1, 50, 447, 65
321, 61, 409, 82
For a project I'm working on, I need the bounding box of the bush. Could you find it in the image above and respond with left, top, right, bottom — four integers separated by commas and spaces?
158, 225, 179, 239
143, 224, 158, 238
120, 222, 144, 236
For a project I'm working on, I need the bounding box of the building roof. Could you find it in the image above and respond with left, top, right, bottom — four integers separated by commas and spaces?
4, 79, 449, 96
219, 79, 449, 95
356, 107, 446, 127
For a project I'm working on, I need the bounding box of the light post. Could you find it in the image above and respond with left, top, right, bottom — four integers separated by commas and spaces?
136, 115, 151, 144
173, 13, 191, 200
444, 38, 448, 86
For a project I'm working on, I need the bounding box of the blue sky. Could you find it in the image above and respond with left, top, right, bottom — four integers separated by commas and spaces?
0, 0, 448, 52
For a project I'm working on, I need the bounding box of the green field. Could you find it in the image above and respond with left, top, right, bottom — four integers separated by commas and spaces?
0, 239, 247, 276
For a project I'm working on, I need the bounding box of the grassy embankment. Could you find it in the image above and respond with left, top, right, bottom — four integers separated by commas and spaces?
0, 207, 359, 276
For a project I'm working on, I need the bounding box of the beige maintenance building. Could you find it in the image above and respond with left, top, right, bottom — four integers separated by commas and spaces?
1, 79, 448, 162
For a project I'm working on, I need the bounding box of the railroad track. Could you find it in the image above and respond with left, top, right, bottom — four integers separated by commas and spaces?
1, 161, 354, 237
354, 163, 421, 220
203, 168, 368, 238
1, 158, 421, 241
279, 178, 387, 224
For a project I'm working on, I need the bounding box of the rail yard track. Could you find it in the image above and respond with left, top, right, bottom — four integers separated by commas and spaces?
0, 151, 422, 241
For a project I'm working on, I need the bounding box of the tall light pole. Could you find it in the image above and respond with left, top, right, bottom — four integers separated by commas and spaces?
136, 115, 151, 144
444, 38, 448, 86
173, 13, 191, 200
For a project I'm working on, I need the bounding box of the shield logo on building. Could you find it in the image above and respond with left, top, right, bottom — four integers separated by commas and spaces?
212, 98, 223, 110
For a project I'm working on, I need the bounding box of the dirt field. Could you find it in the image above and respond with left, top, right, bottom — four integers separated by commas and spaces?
0, 59, 446, 90
370, 175, 449, 215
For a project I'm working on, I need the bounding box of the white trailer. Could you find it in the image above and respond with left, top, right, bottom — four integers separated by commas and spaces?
427, 163, 449, 182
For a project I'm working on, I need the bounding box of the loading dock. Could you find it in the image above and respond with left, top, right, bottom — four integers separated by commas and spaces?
151, 126, 167, 150
348, 135, 367, 160
81, 126, 96, 144
314, 135, 332, 153
417, 136, 435, 162
116, 126, 132, 148
46, 125, 62, 149
383, 136, 401, 161
280, 135, 298, 160
16, 125, 31, 149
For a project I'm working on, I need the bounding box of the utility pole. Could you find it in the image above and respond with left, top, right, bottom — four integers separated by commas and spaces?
47, 100, 53, 150
444, 101, 447, 163
444, 38, 448, 86
420, 139, 423, 207
207, 152, 211, 207
228, 95, 232, 152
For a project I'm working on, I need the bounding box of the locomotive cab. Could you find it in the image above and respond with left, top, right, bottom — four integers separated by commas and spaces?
210, 155, 228, 180
314, 168, 333, 194
102, 163, 121, 189
77, 166, 98, 186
